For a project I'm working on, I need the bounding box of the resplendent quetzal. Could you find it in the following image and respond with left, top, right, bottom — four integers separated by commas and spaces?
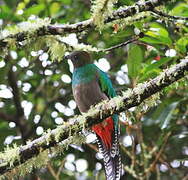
66, 51, 121, 180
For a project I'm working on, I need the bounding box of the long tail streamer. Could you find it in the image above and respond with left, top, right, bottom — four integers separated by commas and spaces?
92, 117, 121, 180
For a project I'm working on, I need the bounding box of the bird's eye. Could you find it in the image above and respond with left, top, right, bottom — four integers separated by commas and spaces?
74, 55, 77, 59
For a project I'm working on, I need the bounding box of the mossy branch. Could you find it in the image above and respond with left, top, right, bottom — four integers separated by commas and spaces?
0, 0, 170, 49
0, 57, 188, 176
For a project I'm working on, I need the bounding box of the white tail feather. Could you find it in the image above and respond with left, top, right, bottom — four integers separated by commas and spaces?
96, 126, 121, 180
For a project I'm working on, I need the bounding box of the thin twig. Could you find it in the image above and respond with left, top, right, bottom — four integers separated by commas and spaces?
120, 144, 133, 159
144, 132, 171, 176
0, 112, 15, 122
152, 9, 188, 21
156, 164, 161, 180
57, 159, 66, 178
7, 57, 31, 142
101, 34, 142, 52
124, 165, 139, 179
86, 144, 98, 152
182, 174, 188, 180
47, 163, 59, 180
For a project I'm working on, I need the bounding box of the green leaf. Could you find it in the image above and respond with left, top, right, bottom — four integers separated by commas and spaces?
139, 57, 173, 81
4, 0, 20, 8
170, 3, 188, 17
0, 5, 12, 18
176, 37, 188, 54
59, 0, 72, 5
140, 36, 164, 44
24, 4, 45, 17
159, 102, 179, 129
50, 2, 61, 16
0, 5, 20, 21
127, 44, 144, 78
139, 69, 160, 82
144, 97, 180, 127
143, 57, 173, 73
141, 22, 172, 45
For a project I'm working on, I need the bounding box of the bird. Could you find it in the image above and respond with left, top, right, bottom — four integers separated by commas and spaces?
66, 51, 121, 180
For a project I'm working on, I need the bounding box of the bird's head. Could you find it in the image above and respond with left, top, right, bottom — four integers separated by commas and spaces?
65, 51, 92, 68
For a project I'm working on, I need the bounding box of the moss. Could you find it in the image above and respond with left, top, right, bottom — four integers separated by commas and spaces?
46, 37, 66, 62
19, 149, 49, 177
0, 144, 48, 179
122, 88, 133, 98
87, 106, 99, 118
0, 18, 51, 53
54, 126, 64, 143
73, 134, 86, 145
0, 130, 86, 179
53, 133, 85, 156
44, 129, 53, 145
0, 18, 65, 63
53, 136, 74, 155
80, 116, 86, 131
106, 11, 151, 30
0, 144, 20, 168
0, 18, 69, 62
2, 150, 49, 179
0, 18, 51, 40
54, 118, 86, 145
32, 36, 47, 51
133, 83, 146, 95
136, 92, 160, 113
91, 0, 117, 29
111, 96, 124, 110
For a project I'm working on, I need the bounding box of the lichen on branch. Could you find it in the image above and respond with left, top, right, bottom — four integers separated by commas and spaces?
0, 18, 51, 50
0, 57, 187, 177
91, 0, 117, 29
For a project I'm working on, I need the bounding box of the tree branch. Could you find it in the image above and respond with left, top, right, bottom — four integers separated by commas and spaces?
0, 0, 170, 48
0, 57, 187, 175
8, 67, 24, 118
152, 9, 188, 21
8, 65, 31, 142
0, 112, 15, 122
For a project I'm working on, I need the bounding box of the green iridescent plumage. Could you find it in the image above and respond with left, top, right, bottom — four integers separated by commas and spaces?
68, 51, 121, 180
72, 63, 116, 97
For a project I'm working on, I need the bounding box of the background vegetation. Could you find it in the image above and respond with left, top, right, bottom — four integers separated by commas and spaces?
0, 0, 187, 179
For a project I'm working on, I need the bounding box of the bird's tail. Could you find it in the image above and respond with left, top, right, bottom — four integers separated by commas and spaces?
92, 116, 121, 180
